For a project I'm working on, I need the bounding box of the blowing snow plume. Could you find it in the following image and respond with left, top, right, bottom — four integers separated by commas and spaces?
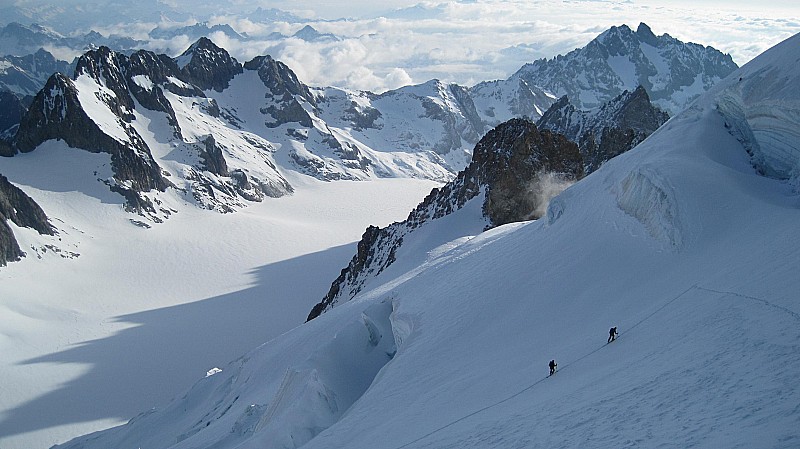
530, 171, 575, 219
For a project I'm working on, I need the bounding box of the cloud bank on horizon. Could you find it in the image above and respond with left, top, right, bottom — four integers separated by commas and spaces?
5, 0, 798, 93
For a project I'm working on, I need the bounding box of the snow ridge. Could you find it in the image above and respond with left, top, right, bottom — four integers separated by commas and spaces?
713, 33, 800, 185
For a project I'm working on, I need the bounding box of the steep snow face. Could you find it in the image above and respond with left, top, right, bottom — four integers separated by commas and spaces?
713, 33, 800, 186
53, 33, 800, 449
73, 74, 133, 145
515, 23, 738, 115
469, 77, 557, 127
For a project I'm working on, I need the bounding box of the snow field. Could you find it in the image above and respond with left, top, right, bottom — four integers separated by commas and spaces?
0, 138, 440, 449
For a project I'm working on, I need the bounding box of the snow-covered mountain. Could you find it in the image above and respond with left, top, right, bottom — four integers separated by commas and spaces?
537, 86, 670, 173
53, 31, 800, 449
311, 87, 669, 318
0, 48, 71, 101
469, 76, 556, 128
4, 37, 549, 222
150, 23, 248, 42
515, 22, 738, 115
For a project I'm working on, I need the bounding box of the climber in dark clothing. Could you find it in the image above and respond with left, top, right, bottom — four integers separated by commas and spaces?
608, 326, 618, 343
549, 359, 557, 376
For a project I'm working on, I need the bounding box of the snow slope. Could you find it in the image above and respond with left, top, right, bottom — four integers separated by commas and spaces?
55, 33, 800, 449
0, 139, 439, 449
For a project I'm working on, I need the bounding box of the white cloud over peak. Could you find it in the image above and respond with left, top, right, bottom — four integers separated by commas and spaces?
7, 0, 795, 94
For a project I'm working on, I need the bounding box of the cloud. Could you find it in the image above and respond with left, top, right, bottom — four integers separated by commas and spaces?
39, 0, 797, 94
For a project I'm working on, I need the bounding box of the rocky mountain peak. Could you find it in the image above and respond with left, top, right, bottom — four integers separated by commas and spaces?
13, 72, 77, 153
636, 22, 658, 45
308, 118, 583, 320
74, 46, 135, 115
175, 37, 243, 92
244, 55, 316, 107
514, 22, 738, 115
13, 69, 171, 215
538, 85, 669, 173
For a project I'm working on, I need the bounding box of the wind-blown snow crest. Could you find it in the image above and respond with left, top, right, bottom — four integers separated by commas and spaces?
616, 167, 682, 248
713, 33, 800, 186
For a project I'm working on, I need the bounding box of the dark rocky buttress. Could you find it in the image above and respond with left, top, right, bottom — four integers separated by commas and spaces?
13, 71, 171, 213
0, 173, 54, 266
537, 86, 669, 173
178, 37, 243, 92
308, 118, 583, 320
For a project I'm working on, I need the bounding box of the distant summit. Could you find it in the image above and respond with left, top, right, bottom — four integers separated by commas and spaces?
149, 23, 247, 42
514, 22, 738, 115
293, 25, 339, 42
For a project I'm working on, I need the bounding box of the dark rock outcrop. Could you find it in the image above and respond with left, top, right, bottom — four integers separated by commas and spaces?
308, 118, 583, 320
476, 119, 583, 227
14, 71, 171, 213
177, 37, 243, 92
198, 135, 228, 175
0, 173, 54, 266
244, 55, 316, 128
537, 86, 670, 173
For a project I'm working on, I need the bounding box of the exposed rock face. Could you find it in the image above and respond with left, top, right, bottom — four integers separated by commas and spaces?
198, 135, 228, 176
0, 49, 73, 144
0, 173, 54, 266
14, 69, 171, 214
515, 22, 738, 115
244, 55, 316, 128
537, 86, 670, 173
177, 37, 243, 92
476, 119, 583, 227
308, 118, 582, 320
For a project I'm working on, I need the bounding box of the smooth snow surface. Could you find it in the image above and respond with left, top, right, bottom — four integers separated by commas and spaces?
0, 139, 439, 449
51, 33, 800, 449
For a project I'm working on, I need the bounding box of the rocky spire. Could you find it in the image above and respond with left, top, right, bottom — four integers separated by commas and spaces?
176, 37, 243, 92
